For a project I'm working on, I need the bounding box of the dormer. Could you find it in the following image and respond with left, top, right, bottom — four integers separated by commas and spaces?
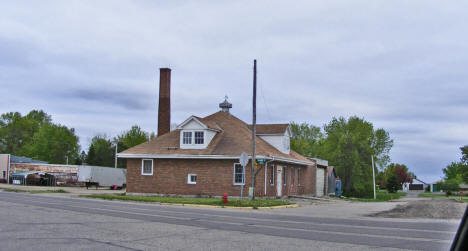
176, 116, 221, 149
250, 124, 291, 154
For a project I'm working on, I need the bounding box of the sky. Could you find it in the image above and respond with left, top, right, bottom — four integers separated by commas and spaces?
1, 1, 467, 183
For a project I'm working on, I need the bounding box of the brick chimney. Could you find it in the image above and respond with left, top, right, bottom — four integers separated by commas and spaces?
158, 68, 171, 136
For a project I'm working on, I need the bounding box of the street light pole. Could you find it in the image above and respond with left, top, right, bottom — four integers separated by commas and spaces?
250, 59, 257, 200
372, 155, 376, 200
114, 143, 118, 168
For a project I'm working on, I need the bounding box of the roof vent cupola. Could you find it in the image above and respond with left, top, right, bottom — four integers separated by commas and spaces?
219, 96, 232, 113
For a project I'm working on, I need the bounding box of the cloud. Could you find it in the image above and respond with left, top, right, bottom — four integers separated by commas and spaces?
1, 0, 467, 183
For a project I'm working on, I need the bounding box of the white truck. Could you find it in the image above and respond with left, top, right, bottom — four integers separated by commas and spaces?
78, 166, 126, 189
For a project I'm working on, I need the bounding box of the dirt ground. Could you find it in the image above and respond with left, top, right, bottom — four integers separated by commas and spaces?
371, 198, 467, 219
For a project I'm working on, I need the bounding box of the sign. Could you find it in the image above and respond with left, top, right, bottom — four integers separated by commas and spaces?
239, 152, 248, 167
256, 158, 267, 165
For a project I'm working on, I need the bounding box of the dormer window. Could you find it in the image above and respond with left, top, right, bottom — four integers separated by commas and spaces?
194, 131, 204, 144
177, 116, 220, 149
181, 130, 207, 148
183, 132, 192, 144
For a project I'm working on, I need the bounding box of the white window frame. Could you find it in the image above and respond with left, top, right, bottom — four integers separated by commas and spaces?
180, 130, 207, 149
233, 163, 245, 185
187, 173, 197, 184
141, 159, 153, 176
194, 131, 204, 144
183, 131, 192, 144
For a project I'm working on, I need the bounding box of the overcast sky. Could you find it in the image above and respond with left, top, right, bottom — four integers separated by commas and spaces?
1, 1, 467, 183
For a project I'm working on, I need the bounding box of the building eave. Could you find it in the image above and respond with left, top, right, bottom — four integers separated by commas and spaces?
117, 153, 314, 166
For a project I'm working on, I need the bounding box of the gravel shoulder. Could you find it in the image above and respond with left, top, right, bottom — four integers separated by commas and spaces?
370, 197, 467, 219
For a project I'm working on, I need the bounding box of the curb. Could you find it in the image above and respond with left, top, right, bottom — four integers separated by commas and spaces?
159, 203, 299, 210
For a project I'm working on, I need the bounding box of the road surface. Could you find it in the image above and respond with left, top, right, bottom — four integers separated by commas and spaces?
0, 191, 459, 250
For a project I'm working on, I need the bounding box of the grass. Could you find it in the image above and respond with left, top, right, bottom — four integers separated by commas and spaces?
2, 188, 69, 194
342, 191, 406, 202
418, 192, 468, 202
81, 194, 291, 208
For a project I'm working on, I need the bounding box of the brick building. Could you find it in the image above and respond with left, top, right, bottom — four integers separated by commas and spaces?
118, 68, 321, 197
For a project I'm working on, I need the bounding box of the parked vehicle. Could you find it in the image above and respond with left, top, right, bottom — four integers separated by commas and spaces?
77, 166, 126, 189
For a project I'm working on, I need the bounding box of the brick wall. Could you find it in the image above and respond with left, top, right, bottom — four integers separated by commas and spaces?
126, 158, 316, 197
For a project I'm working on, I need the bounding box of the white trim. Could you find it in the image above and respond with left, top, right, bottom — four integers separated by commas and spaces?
233, 163, 245, 185
180, 130, 206, 149
187, 173, 197, 184
176, 116, 208, 130
118, 153, 314, 166
141, 159, 153, 175
176, 116, 221, 132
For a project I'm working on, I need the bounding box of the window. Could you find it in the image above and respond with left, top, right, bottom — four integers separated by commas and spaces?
283, 167, 287, 185
291, 168, 295, 185
183, 131, 192, 144
2, 171, 5, 178
233, 163, 245, 185
194, 131, 204, 144
187, 174, 197, 184
297, 168, 301, 185
269, 166, 274, 185
141, 159, 153, 175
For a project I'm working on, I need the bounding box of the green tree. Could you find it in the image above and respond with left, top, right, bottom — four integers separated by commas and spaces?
461, 145, 468, 165
114, 125, 151, 168
289, 122, 323, 158
86, 145, 96, 165
386, 174, 398, 193
23, 122, 80, 164
116, 125, 149, 149
320, 116, 393, 197
438, 179, 460, 196
441, 146, 468, 184
86, 135, 114, 167
379, 163, 412, 190
442, 162, 466, 184
0, 110, 51, 155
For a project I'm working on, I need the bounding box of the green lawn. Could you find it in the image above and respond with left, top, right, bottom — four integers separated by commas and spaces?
342, 191, 406, 202
81, 194, 291, 208
418, 192, 468, 202
2, 188, 69, 194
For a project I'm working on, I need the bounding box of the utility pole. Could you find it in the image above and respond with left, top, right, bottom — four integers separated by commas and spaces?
250, 59, 257, 200
114, 143, 118, 168
372, 155, 376, 200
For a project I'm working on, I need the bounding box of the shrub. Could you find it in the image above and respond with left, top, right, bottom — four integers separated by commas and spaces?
439, 179, 460, 196
386, 175, 398, 193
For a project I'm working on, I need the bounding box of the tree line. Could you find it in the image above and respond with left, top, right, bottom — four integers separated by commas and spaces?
290, 116, 412, 198
438, 146, 468, 194
0, 110, 153, 168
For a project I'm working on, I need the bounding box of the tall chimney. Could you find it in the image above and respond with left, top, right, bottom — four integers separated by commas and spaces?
158, 68, 171, 136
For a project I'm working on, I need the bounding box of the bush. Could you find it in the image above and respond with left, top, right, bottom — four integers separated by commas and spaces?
386, 175, 398, 193
439, 179, 460, 196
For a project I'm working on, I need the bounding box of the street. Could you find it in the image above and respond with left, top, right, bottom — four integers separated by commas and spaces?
0, 191, 459, 251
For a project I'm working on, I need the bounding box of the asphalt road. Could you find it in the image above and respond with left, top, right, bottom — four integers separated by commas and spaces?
0, 191, 460, 251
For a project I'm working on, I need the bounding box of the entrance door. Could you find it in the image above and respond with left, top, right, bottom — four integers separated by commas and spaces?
316, 167, 325, 197
276, 166, 282, 197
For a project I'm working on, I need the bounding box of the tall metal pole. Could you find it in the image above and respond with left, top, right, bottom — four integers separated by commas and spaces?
372, 155, 376, 200
115, 143, 118, 168
250, 59, 257, 200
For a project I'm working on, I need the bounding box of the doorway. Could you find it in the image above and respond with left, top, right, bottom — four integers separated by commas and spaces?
276, 166, 282, 197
